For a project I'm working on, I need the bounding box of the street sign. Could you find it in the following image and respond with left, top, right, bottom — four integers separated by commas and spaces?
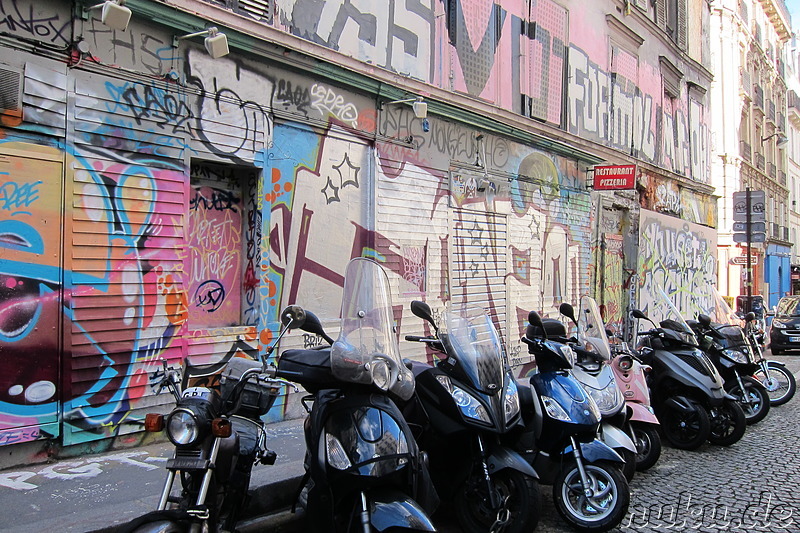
732, 221, 766, 233
732, 190, 766, 222
592, 164, 637, 190
733, 231, 766, 243
729, 255, 759, 265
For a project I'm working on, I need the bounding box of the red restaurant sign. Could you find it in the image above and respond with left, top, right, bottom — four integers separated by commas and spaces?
592, 164, 637, 190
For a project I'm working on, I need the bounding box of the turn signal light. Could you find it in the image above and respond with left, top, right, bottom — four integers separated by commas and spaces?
144, 413, 164, 432
212, 418, 232, 438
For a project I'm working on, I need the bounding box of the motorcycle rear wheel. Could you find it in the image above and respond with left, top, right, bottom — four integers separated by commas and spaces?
553, 460, 629, 532
631, 423, 661, 472
658, 399, 710, 451
753, 363, 796, 406
708, 399, 746, 446
725, 377, 770, 425
454, 469, 541, 533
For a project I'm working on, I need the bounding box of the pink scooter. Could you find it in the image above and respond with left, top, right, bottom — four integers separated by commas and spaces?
610, 340, 662, 472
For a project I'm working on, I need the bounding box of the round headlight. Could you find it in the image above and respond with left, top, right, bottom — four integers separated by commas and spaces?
617, 355, 634, 371
167, 408, 200, 446
369, 359, 391, 391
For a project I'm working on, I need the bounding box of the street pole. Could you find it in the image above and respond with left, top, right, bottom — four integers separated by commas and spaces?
746, 187, 752, 314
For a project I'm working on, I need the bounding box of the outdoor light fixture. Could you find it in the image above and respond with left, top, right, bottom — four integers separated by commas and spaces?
761, 132, 789, 149
174, 27, 229, 59
83, 0, 132, 32
382, 96, 428, 119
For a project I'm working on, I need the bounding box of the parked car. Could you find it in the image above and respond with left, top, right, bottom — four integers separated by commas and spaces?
769, 296, 800, 355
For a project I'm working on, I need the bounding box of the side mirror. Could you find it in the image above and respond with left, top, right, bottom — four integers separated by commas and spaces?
280, 305, 306, 329
698, 314, 712, 327
410, 300, 437, 331
528, 310, 544, 328
559, 302, 576, 323
631, 309, 647, 320
745, 311, 756, 322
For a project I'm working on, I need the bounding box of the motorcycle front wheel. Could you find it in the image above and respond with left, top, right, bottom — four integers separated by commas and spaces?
454, 469, 541, 533
658, 399, 710, 450
630, 423, 661, 472
753, 363, 796, 406
725, 376, 770, 424
553, 460, 630, 532
708, 399, 746, 446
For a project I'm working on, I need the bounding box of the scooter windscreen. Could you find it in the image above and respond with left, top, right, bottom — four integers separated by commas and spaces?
439, 305, 504, 395
330, 258, 414, 401
708, 287, 743, 327
577, 296, 612, 361
654, 287, 699, 347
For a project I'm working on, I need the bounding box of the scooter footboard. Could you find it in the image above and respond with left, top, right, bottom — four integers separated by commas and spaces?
369, 489, 437, 532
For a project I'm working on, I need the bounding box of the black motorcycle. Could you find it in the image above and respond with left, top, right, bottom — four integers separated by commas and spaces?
632, 289, 746, 449
513, 310, 630, 533
277, 257, 438, 533
403, 301, 540, 533
689, 313, 770, 425
126, 313, 303, 533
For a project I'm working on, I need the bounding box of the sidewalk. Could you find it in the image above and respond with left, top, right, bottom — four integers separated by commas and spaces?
0, 418, 307, 532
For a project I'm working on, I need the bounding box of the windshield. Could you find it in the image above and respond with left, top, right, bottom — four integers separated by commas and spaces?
330, 258, 414, 400
654, 287, 698, 345
440, 305, 504, 394
776, 297, 800, 318
577, 296, 611, 360
708, 287, 743, 326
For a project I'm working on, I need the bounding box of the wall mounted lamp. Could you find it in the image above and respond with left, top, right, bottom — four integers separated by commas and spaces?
173, 27, 229, 59
382, 96, 428, 119
761, 132, 789, 149
82, 0, 132, 32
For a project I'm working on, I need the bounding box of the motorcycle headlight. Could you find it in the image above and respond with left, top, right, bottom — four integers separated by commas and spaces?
541, 395, 572, 422
504, 377, 521, 423
773, 322, 787, 329
616, 355, 634, 371
166, 408, 202, 446
436, 374, 491, 424
588, 384, 624, 417
369, 359, 391, 391
721, 349, 748, 364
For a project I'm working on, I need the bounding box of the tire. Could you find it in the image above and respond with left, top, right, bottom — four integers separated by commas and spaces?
753, 363, 797, 406
618, 448, 636, 482
657, 399, 710, 451
630, 423, 662, 472
707, 399, 747, 446
725, 376, 770, 424
454, 469, 541, 533
553, 460, 630, 532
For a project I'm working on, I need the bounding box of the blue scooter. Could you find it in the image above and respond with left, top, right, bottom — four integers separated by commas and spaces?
510, 310, 630, 532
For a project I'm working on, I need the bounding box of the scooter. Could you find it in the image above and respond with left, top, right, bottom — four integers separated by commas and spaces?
557, 298, 638, 482
513, 310, 630, 533
608, 339, 662, 472
276, 258, 438, 533
632, 288, 746, 450
689, 313, 770, 425
126, 315, 301, 533
403, 301, 540, 533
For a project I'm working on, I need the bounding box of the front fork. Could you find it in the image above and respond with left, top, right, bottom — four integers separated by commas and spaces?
157, 437, 222, 518
569, 436, 595, 498
734, 372, 755, 407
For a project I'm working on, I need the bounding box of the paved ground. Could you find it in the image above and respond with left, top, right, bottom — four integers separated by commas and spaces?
0, 356, 798, 532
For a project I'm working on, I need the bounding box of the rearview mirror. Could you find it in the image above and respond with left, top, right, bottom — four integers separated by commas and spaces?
559, 302, 576, 323
410, 300, 437, 331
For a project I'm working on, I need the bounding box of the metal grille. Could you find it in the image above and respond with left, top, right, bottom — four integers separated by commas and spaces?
237, 0, 272, 22
677, 353, 709, 376
0, 66, 22, 113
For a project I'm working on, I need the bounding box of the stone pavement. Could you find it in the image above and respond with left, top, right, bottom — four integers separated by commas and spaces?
0, 357, 798, 532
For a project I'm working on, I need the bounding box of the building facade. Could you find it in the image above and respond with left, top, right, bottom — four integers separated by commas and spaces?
710, 0, 792, 312
0, 0, 716, 459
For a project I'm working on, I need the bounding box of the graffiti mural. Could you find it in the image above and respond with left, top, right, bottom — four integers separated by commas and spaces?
637, 209, 717, 321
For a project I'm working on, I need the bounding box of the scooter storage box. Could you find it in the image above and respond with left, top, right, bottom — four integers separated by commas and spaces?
221, 357, 279, 416
278, 347, 337, 392
528, 318, 568, 340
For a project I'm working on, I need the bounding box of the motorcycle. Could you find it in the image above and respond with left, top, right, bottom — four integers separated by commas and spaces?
127, 315, 303, 533
514, 309, 630, 533
403, 301, 540, 533
746, 314, 797, 406
689, 314, 770, 425
632, 289, 746, 449
277, 257, 438, 533
608, 338, 662, 472
557, 298, 637, 482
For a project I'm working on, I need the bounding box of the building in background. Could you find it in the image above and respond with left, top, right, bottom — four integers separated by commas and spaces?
786, 32, 800, 296
710, 0, 793, 312
0, 0, 716, 461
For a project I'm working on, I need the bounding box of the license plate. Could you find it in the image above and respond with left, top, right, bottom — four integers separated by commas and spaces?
167, 457, 210, 470
790, 337, 800, 343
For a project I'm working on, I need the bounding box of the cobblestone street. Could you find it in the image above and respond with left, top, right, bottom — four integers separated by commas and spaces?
531, 355, 800, 533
